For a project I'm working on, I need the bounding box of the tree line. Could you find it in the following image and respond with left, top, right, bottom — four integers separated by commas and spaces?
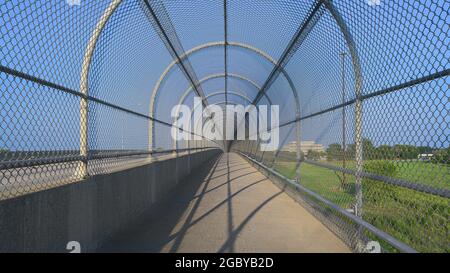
305, 138, 448, 164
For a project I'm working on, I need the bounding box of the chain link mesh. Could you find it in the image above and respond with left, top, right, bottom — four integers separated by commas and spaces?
0, 0, 219, 201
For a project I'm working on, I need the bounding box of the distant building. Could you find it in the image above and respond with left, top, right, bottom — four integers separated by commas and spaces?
417, 153, 433, 161
281, 141, 325, 154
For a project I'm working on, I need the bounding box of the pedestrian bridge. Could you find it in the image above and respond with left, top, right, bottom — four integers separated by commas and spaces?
100, 153, 349, 253
0, 0, 448, 253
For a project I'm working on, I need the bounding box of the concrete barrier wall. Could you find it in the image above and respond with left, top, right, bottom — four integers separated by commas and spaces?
0, 149, 221, 253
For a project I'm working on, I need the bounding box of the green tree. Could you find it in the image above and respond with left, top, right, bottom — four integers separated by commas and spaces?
362, 138, 375, 159
432, 147, 449, 164
417, 146, 433, 154
346, 143, 355, 160
306, 150, 323, 161
375, 145, 395, 160
393, 144, 419, 159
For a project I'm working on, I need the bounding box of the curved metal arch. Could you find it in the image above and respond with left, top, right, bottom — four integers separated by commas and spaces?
77, 2, 294, 161
173, 90, 254, 150
188, 102, 227, 151
78, 3, 363, 211
175, 73, 273, 111
79, 0, 224, 160
79, 0, 123, 177
205, 91, 252, 103
241, 1, 365, 193
226, 74, 273, 104
149, 41, 301, 150
150, 42, 292, 114
188, 100, 260, 150
172, 73, 272, 150
189, 92, 254, 120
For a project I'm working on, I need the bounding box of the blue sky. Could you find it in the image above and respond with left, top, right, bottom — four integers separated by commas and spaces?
0, 0, 448, 152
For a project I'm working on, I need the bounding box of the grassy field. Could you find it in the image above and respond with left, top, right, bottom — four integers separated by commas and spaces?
273, 160, 449, 252
312, 160, 450, 190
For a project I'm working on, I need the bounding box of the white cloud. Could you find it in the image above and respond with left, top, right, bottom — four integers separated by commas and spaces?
66, 0, 81, 6
367, 0, 381, 6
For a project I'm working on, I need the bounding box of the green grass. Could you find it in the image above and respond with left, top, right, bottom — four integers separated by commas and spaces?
275, 162, 356, 208
273, 160, 450, 253
315, 160, 449, 190
394, 162, 449, 189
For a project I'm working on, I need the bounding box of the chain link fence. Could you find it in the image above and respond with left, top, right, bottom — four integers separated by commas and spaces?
0, 0, 219, 201
0, 0, 448, 252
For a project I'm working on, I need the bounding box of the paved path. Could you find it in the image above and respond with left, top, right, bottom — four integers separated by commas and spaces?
100, 153, 350, 253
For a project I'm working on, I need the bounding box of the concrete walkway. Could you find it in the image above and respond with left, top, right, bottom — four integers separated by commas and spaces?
99, 153, 350, 253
